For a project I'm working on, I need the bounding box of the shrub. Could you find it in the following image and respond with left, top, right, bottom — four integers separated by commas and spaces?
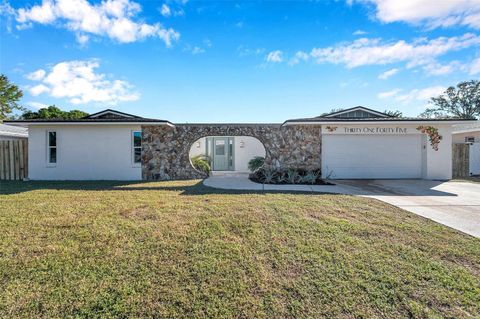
191, 155, 211, 175
248, 156, 265, 172
249, 167, 329, 185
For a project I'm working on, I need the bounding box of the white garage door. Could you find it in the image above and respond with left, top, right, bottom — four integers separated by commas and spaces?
323, 135, 423, 179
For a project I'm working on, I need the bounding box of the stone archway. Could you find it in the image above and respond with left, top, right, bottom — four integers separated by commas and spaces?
141, 124, 322, 180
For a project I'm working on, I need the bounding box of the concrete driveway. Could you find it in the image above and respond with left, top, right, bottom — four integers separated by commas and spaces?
334, 179, 480, 238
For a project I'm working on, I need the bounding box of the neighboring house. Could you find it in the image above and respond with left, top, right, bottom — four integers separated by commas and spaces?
452, 121, 480, 176
5, 107, 475, 181
0, 123, 28, 141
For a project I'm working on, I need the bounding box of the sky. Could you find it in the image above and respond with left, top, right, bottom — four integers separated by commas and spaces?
1, 0, 479, 123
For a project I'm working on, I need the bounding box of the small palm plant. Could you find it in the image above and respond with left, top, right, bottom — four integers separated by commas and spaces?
263, 169, 276, 184
286, 169, 300, 184
248, 156, 265, 172
301, 170, 320, 184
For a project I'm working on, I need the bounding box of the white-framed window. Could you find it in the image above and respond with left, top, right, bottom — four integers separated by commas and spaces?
132, 131, 142, 166
47, 131, 57, 165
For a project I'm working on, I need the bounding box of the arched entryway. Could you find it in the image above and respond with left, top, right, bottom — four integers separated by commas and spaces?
141, 123, 322, 180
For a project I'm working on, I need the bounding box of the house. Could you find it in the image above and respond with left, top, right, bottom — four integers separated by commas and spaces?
452, 121, 480, 176
0, 123, 28, 141
5, 107, 475, 181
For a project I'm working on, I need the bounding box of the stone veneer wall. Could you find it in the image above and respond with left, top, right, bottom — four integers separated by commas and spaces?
142, 124, 322, 180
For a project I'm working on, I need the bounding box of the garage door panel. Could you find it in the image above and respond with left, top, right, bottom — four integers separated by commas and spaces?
323, 135, 422, 179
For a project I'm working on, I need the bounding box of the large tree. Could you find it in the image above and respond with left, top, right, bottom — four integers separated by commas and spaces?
22, 105, 89, 119
421, 80, 480, 119
0, 74, 24, 121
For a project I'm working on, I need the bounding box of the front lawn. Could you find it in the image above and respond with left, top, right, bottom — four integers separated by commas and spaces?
1, 180, 479, 318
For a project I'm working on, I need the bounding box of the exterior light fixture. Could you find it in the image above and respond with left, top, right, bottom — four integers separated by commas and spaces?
240, 141, 245, 148
196, 141, 201, 148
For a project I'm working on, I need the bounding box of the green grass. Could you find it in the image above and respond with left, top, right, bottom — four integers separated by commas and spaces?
1, 180, 479, 318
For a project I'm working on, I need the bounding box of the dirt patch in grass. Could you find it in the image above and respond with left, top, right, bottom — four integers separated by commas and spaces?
0, 180, 479, 318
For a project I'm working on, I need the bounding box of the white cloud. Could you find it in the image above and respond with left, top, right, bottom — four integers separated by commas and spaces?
356, 0, 480, 29
26, 69, 46, 81
13, 0, 179, 46
160, 4, 171, 17
266, 50, 283, 63
378, 68, 398, 79
25, 59, 140, 105
75, 33, 90, 45
378, 88, 401, 98
308, 34, 480, 68
26, 101, 48, 110
353, 29, 367, 35
289, 51, 310, 65
470, 57, 480, 74
380, 86, 446, 102
422, 61, 463, 76
29, 84, 50, 96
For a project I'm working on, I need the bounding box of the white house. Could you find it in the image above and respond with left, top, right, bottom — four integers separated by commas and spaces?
5, 107, 475, 181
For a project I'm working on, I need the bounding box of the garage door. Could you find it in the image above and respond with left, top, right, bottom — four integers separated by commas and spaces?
322, 135, 423, 179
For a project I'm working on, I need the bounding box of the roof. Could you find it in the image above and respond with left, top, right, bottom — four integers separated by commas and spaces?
452, 121, 480, 134
4, 109, 173, 127
84, 109, 142, 119
0, 123, 28, 138
323, 106, 391, 118
284, 106, 476, 125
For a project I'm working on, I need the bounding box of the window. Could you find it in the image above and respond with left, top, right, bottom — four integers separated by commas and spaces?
465, 136, 475, 143
47, 131, 57, 164
132, 131, 142, 164
215, 139, 225, 155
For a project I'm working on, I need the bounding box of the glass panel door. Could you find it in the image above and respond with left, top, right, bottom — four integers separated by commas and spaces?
213, 138, 229, 171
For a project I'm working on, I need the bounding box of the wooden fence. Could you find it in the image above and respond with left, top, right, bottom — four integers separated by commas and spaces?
0, 140, 28, 180
452, 143, 469, 178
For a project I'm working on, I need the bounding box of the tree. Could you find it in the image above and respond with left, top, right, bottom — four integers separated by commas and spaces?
0, 74, 24, 121
383, 110, 403, 117
421, 80, 480, 119
21, 105, 89, 119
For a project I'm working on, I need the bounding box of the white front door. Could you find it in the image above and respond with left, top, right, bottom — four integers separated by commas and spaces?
322, 135, 423, 179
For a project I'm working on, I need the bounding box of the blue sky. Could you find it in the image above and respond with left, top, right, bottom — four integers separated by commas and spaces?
1, 0, 479, 122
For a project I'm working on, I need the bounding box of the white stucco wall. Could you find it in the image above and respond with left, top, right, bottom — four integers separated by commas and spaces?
424, 125, 452, 180
189, 136, 266, 172
28, 125, 142, 180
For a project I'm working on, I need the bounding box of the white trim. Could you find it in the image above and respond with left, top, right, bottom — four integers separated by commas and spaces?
46, 130, 57, 167
324, 107, 388, 118
453, 128, 480, 134
131, 130, 142, 168
88, 110, 134, 118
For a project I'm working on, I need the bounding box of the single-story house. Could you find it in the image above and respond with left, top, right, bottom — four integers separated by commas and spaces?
452, 121, 480, 176
0, 123, 28, 141
5, 107, 475, 181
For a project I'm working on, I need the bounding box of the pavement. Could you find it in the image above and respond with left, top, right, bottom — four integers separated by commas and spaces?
203, 174, 480, 238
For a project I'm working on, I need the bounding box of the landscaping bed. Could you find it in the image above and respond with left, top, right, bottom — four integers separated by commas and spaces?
249, 168, 333, 185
